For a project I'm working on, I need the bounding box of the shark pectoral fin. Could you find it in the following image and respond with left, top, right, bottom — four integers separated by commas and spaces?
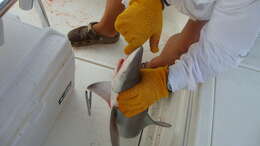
110, 107, 119, 146
143, 112, 172, 128
87, 81, 112, 107
152, 121, 172, 128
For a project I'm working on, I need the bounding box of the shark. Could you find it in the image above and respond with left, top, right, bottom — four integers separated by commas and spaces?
85, 47, 171, 146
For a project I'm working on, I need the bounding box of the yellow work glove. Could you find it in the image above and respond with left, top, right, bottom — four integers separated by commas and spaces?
117, 66, 169, 118
115, 0, 163, 55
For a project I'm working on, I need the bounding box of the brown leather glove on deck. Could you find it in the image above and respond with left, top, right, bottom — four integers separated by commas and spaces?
115, 0, 163, 55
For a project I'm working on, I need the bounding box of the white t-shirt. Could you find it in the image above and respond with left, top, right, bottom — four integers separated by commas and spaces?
122, 0, 260, 91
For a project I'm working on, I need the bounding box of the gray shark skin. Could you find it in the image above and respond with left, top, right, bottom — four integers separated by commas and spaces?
111, 46, 143, 93
86, 47, 171, 146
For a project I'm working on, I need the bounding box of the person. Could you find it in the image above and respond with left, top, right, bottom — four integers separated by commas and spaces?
68, 0, 260, 117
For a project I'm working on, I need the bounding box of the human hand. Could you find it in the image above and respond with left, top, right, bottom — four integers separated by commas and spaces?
117, 66, 169, 117
146, 19, 207, 68
146, 33, 187, 68
115, 0, 163, 55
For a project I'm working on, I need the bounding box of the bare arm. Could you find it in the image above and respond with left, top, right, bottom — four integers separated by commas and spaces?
147, 19, 207, 68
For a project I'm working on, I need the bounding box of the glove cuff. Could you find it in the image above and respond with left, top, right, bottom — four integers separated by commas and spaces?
157, 66, 170, 98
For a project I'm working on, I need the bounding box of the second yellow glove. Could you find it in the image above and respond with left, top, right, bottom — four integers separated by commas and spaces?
115, 0, 163, 55
117, 66, 169, 118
